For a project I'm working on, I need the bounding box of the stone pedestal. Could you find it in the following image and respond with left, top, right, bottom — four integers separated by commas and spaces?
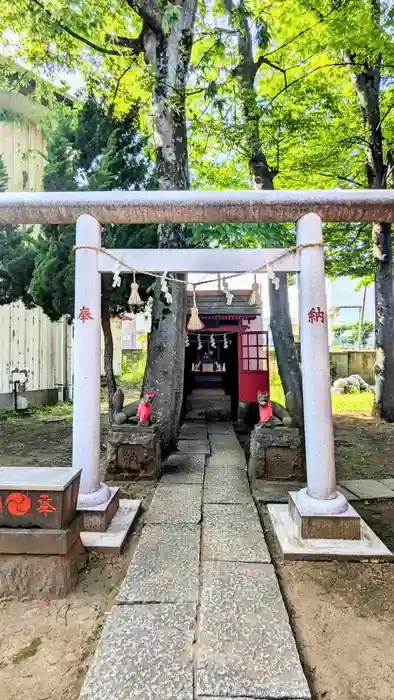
288, 491, 361, 540
0, 467, 87, 597
248, 425, 305, 483
0, 539, 87, 599
106, 424, 161, 481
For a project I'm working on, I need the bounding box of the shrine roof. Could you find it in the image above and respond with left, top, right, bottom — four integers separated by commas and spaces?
187, 290, 261, 317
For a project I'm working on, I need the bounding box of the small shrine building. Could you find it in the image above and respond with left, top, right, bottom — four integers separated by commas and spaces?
184, 290, 269, 421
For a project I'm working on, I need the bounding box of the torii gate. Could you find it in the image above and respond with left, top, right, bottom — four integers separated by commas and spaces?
1, 189, 393, 557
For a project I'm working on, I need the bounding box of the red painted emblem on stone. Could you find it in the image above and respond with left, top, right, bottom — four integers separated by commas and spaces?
37, 493, 57, 516
78, 306, 94, 323
308, 306, 325, 324
6, 492, 32, 516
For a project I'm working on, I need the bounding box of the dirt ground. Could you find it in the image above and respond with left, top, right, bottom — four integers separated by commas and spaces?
1, 412, 394, 700
0, 412, 156, 700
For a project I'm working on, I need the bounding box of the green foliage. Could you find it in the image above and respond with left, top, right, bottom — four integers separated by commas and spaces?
120, 352, 147, 387
30, 96, 157, 322
162, 4, 182, 35
332, 321, 374, 347
0, 157, 36, 307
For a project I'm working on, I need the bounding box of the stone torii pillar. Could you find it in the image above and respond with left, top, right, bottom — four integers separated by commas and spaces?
295, 212, 348, 516
73, 215, 111, 509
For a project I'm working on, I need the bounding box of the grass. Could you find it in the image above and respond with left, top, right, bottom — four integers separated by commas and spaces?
120, 352, 147, 387
269, 369, 374, 416
0, 402, 73, 424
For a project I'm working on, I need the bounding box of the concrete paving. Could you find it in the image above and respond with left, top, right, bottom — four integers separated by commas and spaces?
160, 453, 205, 484
117, 524, 200, 603
79, 423, 310, 700
196, 561, 310, 699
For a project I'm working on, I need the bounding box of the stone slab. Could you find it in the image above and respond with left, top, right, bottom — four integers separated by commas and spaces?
160, 453, 205, 484
202, 503, 270, 563
206, 452, 247, 471
380, 478, 394, 491
81, 499, 140, 555
254, 481, 358, 503
268, 503, 394, 561
289, 492, 361, 540
337, 485, 360, 501
203, 474, 250, 505
340, 479, 394, 499
207, 422, 235, 434
117, 524, 200, 603
0, 513, 83, 555
0, 466, 81, 490
196, 561, 310, 699
0, 538, 87, 599
177, 439, 210, 455
79, 486, 119, 532
146, 484, 202, 525
253, 480, 306, 503
179, 424, 208, 440
79, 603, 195, 700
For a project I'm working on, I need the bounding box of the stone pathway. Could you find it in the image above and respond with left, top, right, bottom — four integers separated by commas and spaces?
79, 422, 310, 700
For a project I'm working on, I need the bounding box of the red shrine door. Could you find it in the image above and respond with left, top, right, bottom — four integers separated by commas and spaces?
238, 331, 269, 403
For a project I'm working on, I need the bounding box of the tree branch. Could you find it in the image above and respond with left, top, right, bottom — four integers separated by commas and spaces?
125, 0, 163, 35
110, 65, 133, 110
315, 172, 365, 187
107, 34, 144, 53
270, 62, 358, 102
262, 0, 346, 60
255, 55, 288, 86
29, 0, 128, 56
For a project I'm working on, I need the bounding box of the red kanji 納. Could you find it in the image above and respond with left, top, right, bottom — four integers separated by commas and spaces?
78, 306, 94, 323
308, 306, 325, 324
37, 493, 57, 516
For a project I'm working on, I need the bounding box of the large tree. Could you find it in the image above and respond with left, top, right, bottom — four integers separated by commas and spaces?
0, 0, 197, 446
30, 98, 156, 411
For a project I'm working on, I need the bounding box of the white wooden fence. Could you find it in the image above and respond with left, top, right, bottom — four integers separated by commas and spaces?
0, 301, 122, 407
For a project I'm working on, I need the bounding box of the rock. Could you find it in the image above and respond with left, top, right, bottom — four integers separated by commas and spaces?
332, 374, 374, 395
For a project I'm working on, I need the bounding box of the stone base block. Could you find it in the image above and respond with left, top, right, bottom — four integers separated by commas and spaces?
106, 425, 161, 480
248, 425, 305, 483
268, 504, 393, 561
0, 513, 83, 555
288, 491, 361, 540
81, 499, 141, 555
0, 538, 87, 599
0, 466, 81, 530
78, 486, 119, 532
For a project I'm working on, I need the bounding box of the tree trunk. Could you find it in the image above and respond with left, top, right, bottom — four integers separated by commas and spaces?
142, 2, 196, 448
374, 223, 394, 419
224, 0, 304, 422
346, 1, 394, 419
101, 300, 117, 419
269, 272, 303, 427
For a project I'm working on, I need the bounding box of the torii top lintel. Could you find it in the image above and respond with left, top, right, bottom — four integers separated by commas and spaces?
0, 189, 393, 225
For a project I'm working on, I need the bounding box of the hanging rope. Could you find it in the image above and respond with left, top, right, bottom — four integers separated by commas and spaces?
128, 271, 141, 306
187, 287, 204, 330
73, 242, 323, 292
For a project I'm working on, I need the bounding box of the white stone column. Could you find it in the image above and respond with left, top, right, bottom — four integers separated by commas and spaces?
297, 213, 347, 514
73, 215, 111, 508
